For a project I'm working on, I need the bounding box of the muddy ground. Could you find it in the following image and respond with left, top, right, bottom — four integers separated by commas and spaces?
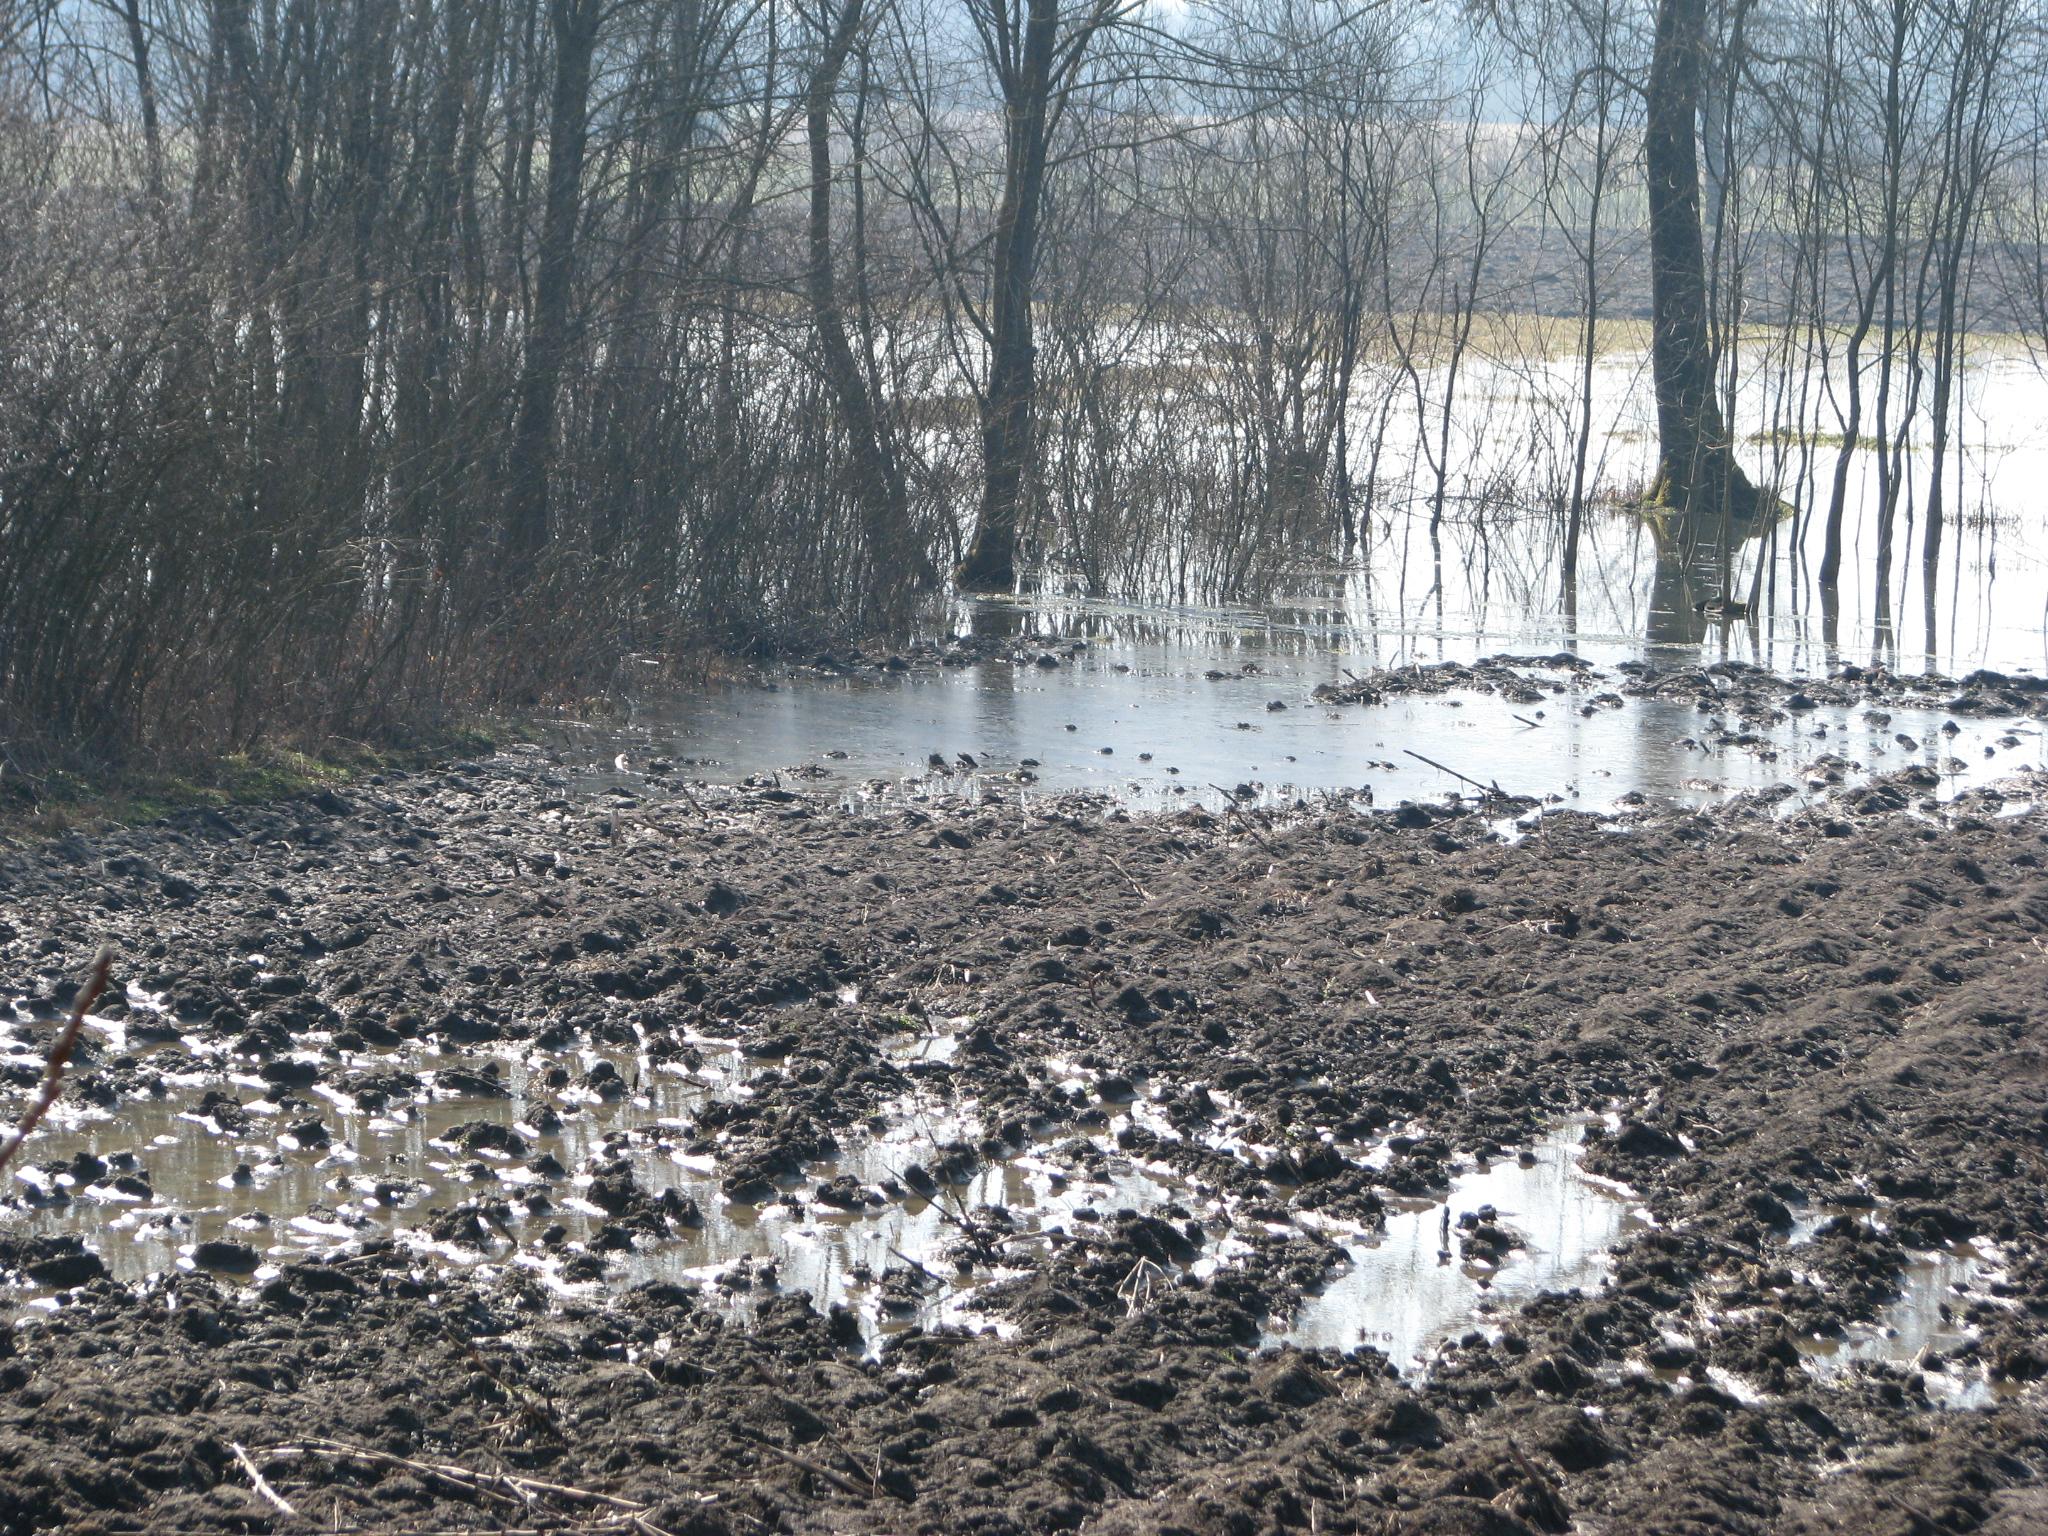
1, 739, 2046, 1534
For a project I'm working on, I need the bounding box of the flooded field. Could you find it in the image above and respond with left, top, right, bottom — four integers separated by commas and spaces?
3, 629, 2047, 1530
0, 1012, 1204, 1346
1050, 345, 2048, 677
13, 0, 2048, 1514
590, 610, 2044, 816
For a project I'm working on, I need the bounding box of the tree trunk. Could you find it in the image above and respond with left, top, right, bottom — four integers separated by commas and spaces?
505, 0, 601, 577
955, 0, 1058, 594
118, 0, 167, 217
805, 0, 918, 592
1645, 0, 1759, 546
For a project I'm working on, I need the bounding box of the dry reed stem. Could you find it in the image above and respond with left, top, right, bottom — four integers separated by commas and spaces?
229, 1442, 298, 1517
252, 1439, 686, 1533
0, 946, 112, 1179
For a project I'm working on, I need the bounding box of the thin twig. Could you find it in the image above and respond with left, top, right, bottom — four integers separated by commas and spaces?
1502, 1438, 1569, 1529
887, 1246, 943, 1285
231, 1442, 298, 1517
445, 1326, 564, 1443
732, 1428, 889, 1500
1401, 749, 1507, 799
0, 947, 112, 1179
1101, 852, 1151, 899
910, 1124, 1000, 1262
1206, 785, 1275, 852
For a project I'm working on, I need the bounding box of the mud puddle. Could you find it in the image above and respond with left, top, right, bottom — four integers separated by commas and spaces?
0, 1017, 1197, 1346
0, 1017, 761, 1282
6, 1000, 1656, 1372
1792, 1230, 2021, 1410
1268, 1122, 1647, 1371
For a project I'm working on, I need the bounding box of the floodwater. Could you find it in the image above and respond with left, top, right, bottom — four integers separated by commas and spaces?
1788, 1214, 2019, 1411
0, 1019, 1197, 1345
581, 346, 2048, 818
8, 998, 2028, 1401
13, 422, 2048, 1369
5, 998, 1651, 1375
588, 601, 2042, 817
1270, 1123, 1646, 1370
1047, 345, 2048, 675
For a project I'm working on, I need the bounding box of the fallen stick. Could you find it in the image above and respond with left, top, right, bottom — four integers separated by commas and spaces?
0, 947, 112, 1179
256, 1445, 520, 1509
1512, 714, 1543, 730
886, 1245, 942, 1285
819, 1429, 886, 1499
1101, 852, 1151, 899
1502, 1438, 1570, 1529
732, 1429, 876, 1500
1206, 785, 1275, 853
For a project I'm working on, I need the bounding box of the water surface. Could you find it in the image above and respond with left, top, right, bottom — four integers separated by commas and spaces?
586, 607, 2041, 816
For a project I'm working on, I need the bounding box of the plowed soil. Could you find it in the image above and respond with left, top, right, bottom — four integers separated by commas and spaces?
2, 749, 2045, 1534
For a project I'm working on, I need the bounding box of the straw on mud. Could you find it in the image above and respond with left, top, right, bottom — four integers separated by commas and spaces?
1501, 1439, 1569, 1528
1102, 852, 1152, 899
1116, 1256, 1166, 1315
0, 946, 113, 1179
229, 1443, 297, 1518
732, 1426, 902, 1501
251, 1439, 682, 1532
446, 1324, 564, 1443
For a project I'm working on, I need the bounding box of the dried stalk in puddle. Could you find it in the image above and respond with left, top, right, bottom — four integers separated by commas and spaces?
1207, 786, 1276, 853
0, 946, 112, 1179
1401, 748, 1508, 800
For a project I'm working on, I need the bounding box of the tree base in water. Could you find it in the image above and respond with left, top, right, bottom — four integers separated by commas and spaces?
1643, 458, 1788, 548
952, 552, 1016, 594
